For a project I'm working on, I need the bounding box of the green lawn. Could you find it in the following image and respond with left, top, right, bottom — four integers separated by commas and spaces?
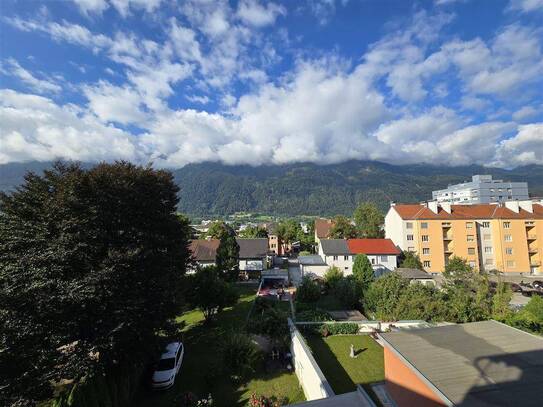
305, 335, 384, 395
134, 285, 305, 407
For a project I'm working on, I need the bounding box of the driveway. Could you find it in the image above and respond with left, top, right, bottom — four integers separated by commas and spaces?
288, 258, 302, 286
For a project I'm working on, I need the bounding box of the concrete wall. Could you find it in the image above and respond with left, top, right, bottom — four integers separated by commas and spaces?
300, 264, 329, 279
289, 319, 334, 401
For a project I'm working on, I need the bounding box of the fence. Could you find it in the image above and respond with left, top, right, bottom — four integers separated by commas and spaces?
288, 318, 334, 401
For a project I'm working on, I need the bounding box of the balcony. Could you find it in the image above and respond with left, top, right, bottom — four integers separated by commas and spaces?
526, 221, 535, 226
531, 261, 541, 267
527, 234, 537, 240
529, 247, 538, 254
443, 234, 453, 240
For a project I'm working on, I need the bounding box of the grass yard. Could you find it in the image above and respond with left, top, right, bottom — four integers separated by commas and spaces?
134, 284, 304, 407
305, 335, 384, 396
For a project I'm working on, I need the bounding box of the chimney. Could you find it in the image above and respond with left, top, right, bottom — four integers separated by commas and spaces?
441, 202, 451, 213
519, 200, 533, 213
505, 201, 520, 213
428, 201, 439, 214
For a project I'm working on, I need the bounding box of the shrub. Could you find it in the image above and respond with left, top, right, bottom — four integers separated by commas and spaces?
248, 393, 288, 407
334, 276, 361, 309
296, 310, 332, 322
319, 323, 359, 336
324, 266, 343, 290
221, 332, 262, 381
296, 276, 321, 303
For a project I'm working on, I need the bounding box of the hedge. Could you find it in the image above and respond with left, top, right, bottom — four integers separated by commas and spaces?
299, 322, 359, 336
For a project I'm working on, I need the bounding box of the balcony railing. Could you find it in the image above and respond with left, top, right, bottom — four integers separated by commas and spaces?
443, 235, 453, 240
531, 261, 541, 267
527, 234, 537, 240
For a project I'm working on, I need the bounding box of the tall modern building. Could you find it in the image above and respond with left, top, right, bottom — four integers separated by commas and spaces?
432, 175, 529, 204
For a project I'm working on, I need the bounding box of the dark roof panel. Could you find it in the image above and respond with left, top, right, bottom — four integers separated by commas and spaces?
320, 239, 350, 255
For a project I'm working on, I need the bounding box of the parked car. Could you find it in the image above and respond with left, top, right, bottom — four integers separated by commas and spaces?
532, 280, 543, 289
151, 342, 184, 389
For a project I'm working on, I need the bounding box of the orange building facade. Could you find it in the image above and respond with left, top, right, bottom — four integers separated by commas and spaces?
385, 200, 543, 274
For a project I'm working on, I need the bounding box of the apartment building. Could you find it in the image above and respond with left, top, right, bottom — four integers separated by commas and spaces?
385, 200, 543, 275
432, 174, 529, 204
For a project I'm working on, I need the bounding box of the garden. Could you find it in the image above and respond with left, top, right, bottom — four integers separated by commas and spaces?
133, 284, 305, 407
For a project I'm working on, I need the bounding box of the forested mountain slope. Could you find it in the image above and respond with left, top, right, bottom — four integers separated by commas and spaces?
2, 160, 542, 217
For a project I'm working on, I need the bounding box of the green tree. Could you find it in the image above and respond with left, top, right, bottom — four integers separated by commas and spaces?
216, 231, 240, 281
296, 276, 321, 303
324, 266, 344, 290
352, 254, 374, 291
221, 331, 262, 381
353, 202, 384, 238
394, 283, 447, 321
328, 215, 357, 239
239, 225, 268, 238
492, 281, 513, 321
364, 273, 408, 320
188, 266, 239, 322
276, 219, 302, 247
334, 276, 361, 309
444, 256, 473, 277
205, 221, 234, 239
399, 251, 423, 269
0, 162, 191, 405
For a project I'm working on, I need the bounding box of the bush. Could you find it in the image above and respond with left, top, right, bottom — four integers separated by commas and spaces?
319, 323, 359, 337
296, 310, 332, 322
221, 332, 262, 381
296, 276, 321, 303
248, 393, 288, 407
248, 307, 290, 346
324, 266, 343, 290
334, 276, 361, 309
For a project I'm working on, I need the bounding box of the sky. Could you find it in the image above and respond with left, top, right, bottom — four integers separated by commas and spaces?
0, 0, 542, 169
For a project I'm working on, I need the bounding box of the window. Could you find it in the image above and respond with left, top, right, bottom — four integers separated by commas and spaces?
484, 246, 492, 254
506, 247, 513, 255
344, 255, 349, 260
422, 235, 429, 242
423, 261, 431, 268
503, 221, 511, 229
406, 222, 413, 229
371, 258, 376, 265
504, 234, 512, 242
345, 267, 349, 270
485, 258, 493, 266
467, 235, 474, 242
468, 248, 475, 255
421, 222, 428, 229
407, 234, 414, 241
482, 221, 490, 228
408, 246, 415, 252
484, 233, 491, 240
381, 255, 388, 262
466, 222, 474, 229
422, 248, 430, 255
507, 260, 515, 268
333, 255, 338, 261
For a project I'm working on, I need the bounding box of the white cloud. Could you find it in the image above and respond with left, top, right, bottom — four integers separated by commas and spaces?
508, 0, 543, 12
0, 89, 140, 164
237, 0, 286, 27
71, 0, 163, 17
6, 59, 61, 94
494, 123, 543, 166
512, 105, 540, 121
72, 0, 109, 15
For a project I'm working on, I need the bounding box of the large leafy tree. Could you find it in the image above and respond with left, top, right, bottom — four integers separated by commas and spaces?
239, 225, 268, 238
188, 266, 239, 322
205, 220, 234, 239
353, 202, 384, 238
328, 215, 357, 239
352, 254, 374, 291
216, 228, 240, 281
399, 251, 423, 269
0, 162, 191, 405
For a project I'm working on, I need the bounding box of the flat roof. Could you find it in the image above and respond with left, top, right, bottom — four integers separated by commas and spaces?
298, 254, 327, 266
380, 320, 543, 406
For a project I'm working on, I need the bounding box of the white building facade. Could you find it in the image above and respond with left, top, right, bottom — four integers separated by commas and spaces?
432, 175, 529, 204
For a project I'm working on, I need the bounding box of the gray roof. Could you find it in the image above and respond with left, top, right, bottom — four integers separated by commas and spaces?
380, 320, 543, 406
298, 255, 327, 266
320, 239, 350, 255
235, 238, 268, 259
395, 268, 433, 280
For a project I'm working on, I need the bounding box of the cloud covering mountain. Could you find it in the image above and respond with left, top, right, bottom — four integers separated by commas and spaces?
1, 0, 542, 168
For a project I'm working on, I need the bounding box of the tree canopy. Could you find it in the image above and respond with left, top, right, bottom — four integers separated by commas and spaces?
352, 254, 374, 291
216, 231, 240, 281
328, 215, 357, 239
353, 202, 384, 238
399, 251, 423, 269
0, 161, 191, 405
239, 225, 268, 238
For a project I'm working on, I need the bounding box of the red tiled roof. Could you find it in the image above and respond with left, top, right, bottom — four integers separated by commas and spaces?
189, 239, 219, 261
347, 239, 400, 255
392, 203, 543, 220
315, 218, 335, 238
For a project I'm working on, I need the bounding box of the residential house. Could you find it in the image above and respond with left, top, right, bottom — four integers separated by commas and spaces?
379, 320, 543, 407
188, 238, 268, 274
262, 222, 291, 256
298, 254, 329, 279
315, 238, 400, 277
394, 268, 436, 286
385, 200, 543, 274
314, 218, 334, 245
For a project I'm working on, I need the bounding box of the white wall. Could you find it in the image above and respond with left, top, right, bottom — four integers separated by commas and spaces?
324, 254, 354, 274
385, 207, 408, 251
367, 254, 398, 270
289, 319, 334, 401
300, 264, 329, 278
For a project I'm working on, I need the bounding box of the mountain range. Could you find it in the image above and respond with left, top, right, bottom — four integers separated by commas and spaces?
2, 161, 542, 217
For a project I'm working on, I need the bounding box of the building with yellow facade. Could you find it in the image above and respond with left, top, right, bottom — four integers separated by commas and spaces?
385, 200, 543, 275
